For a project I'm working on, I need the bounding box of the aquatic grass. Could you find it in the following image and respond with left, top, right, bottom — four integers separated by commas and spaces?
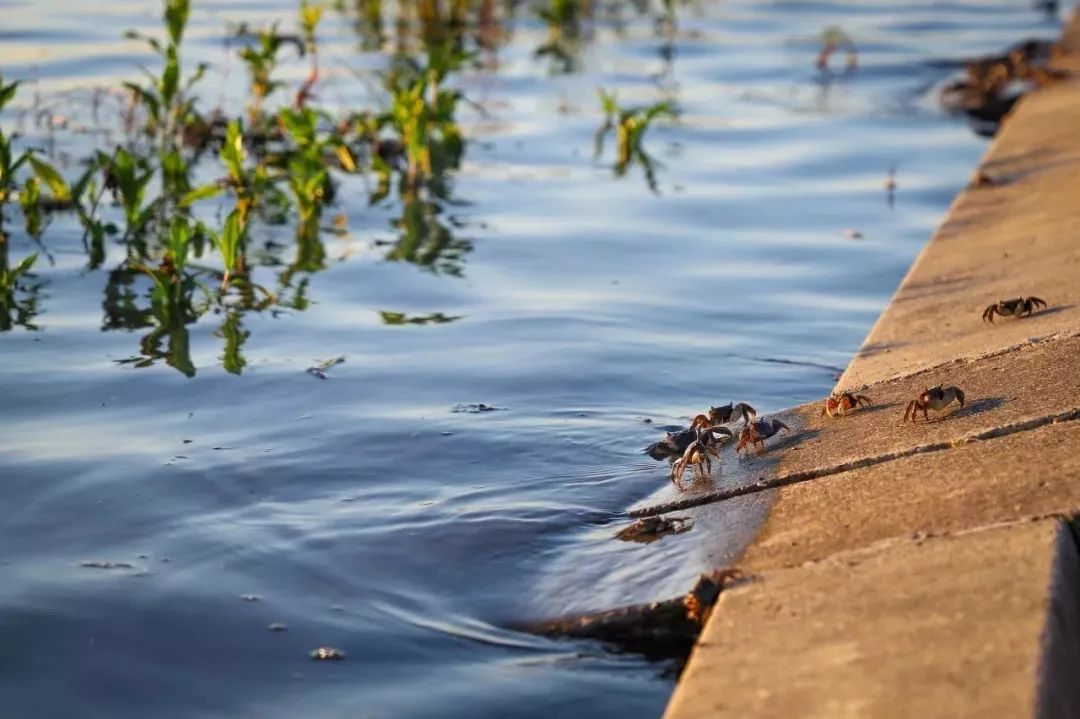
236, 23, 301, 126
0, 0, 481, 371
123, 0, 208, 148
594, 88, 676, 191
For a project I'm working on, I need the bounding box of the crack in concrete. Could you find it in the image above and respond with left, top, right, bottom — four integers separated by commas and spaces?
845, 328, 1080, 393
629, 406, 1080, 518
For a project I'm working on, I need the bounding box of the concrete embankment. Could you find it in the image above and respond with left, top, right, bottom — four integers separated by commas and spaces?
661, 11, 1080, 719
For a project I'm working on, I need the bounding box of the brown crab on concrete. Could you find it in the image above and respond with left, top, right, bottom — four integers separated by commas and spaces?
735, 418, 791, 455
821, 391, 873, 418
982, 296, 1046, 322
902, 385, 966, 423
706, 402, 757, 426
645, 417, 733, 466
671, 426, 732, 485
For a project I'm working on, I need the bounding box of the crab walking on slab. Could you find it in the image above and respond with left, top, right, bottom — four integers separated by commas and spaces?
902, 385, 966, 423
982, 296, 1046, 322
735, 418, 791, 455
670, 426, 733, 486
707, 402, 756, 426
821, 391, 872, 418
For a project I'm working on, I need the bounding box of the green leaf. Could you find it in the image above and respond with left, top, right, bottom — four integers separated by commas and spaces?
0, 80, 19, 111
28, 156, 71, 201
161, 46, 180, 105
179, 183, 223, 208
13, 253, 38, 278
124, 30, 164, 56
165, 0, 191, 46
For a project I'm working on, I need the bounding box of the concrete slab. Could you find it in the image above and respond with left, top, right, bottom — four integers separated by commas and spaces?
740, 421, 1080, 571
633, 331, 1080, 517
664, 520, 1065, 719
838, 29, 1080, 390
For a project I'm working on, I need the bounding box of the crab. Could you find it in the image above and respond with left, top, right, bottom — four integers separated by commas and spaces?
735, 418, 791, 455
670, 426, 732, 485
902, 385, 966, 423
821, 391, 873, 418
645, 417, 734, 464
707, 402, 757, 426
982, 296, 1046, 323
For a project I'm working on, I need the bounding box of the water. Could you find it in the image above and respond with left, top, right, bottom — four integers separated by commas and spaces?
0, 0, 1068, 716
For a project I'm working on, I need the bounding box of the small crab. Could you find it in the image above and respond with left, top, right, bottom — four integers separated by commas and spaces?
735, 418, 791, 455
671, 437, 712, 485
645, 417, 733, 465
982, 296, 1046, 323
902, 385, 966, 423
670, 426, 732, 485
707, 402, 757, 426
821, 391, 873, 418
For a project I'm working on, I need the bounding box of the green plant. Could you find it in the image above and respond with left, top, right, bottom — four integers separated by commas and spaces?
0, 245, 41, 331
105, 147, 158, 254
294, 1, 325, 108
237, 23, 296, 125
380, 43, 467, 190
124, 0, 207, 147
213, 208, 247, 289
278, 107, 356, 236
0, 251, 36, 293
0, 78, 29, 214
595, 88, 675, 190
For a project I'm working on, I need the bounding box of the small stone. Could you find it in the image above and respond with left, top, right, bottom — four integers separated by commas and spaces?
310, 647, 346, 661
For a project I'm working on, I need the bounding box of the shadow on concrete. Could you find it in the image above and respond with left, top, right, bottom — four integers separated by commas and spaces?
855, 341, 907, 360
954, 395, 1007, 419
895, 273, 978, 302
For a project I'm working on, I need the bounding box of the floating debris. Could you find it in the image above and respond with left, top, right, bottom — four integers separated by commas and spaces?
843, 229, 863, 240
451, 403, 505, 414
268, 623, 288, 632
310, 646, 346, 661
519, 570, 745, 664
80, 561, 134, 569
241, 594, 262, 602
615, 515, 692, 544
306, 356, 346, 380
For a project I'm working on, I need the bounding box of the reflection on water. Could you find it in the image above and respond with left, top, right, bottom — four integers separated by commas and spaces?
384, 197, 474, 276
0, 0, 1072, 717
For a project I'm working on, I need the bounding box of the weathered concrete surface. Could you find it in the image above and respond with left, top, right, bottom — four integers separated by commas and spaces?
837, 27, 1080, 390
741, 420, 1080, 571
661, 11, 1080, 719
634, 331, 1080, 517
663, 520, 1065, 719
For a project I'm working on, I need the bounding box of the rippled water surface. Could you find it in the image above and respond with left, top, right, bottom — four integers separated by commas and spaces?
0, 0, 1069, 716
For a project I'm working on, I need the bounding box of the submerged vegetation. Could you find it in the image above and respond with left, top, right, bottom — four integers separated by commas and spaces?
0, 0, 685, 374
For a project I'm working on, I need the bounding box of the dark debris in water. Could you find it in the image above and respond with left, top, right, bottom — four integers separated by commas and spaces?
306, 356, 346, 380
614, 515, 692, 544
79, 557, 135, 570
451, 403, 505, 414
268, 623, 288, 632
